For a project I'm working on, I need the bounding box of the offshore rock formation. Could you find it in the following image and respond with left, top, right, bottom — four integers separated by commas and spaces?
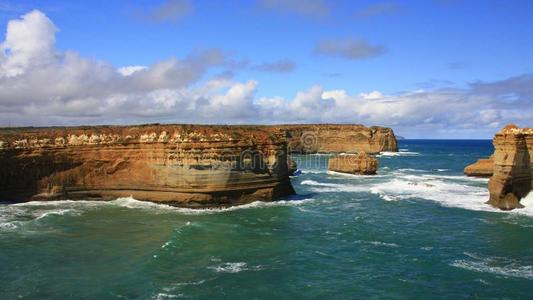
328, 153, 378, 175
487, 124, 533, 210
464, 156, 494, 178
271, 124, 397, 154
0, 125, 295, 207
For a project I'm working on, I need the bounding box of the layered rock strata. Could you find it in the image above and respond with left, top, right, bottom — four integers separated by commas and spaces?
487, 125, 533, 210
270, 124, 397, 154
464, 156, 494, 178
328, 153, 378, 175
0, 125, 295, 207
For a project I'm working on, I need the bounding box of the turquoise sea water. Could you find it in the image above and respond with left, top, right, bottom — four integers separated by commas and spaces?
1, 140, 532, 299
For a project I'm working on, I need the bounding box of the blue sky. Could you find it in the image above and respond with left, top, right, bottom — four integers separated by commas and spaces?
0, 0, 532, 138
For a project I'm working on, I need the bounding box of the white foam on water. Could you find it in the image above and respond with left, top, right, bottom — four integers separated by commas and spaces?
397, 168, 427, 173
299, 169, 533, 216
301, 180, 369, 193
377, 151, 421, 157
301, 170, 328, 174
301, 180, 344, 187
370, 177, 495, 211
210, 262, 262, 274
34, 208, 80, 220
368, 241, 399, 248
379, 174, 533, 216
450, 258, 533, 280
153, 293, 183, 299
0, 203, 84, 231
421, 174, 490, 183
326, 171, 386, 178
2, 196, 313, 232
169, 280, 205, 288
0, 222, 18, 230
515, 192, 533, 217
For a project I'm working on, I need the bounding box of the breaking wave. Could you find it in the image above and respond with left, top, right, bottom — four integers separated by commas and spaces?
299, 169, 533, 217
377, 151, 421, 157
0, 196, 315, 231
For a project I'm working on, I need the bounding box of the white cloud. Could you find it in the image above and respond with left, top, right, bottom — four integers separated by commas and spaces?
0, 10, 531, 138
117, 65, 148, 76
359, 90, 383, 99
1, 10, 57, 77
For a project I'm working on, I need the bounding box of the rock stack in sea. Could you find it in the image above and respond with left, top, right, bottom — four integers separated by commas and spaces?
486, 124, 533, 210
328, 153, 378, 175
464, 155, 494, 177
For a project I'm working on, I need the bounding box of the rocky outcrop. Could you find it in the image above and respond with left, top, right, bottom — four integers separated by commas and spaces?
0, 125, 295, 207
487, 124, 533, 210
464, 156, 494, 177
328, 153, 378, 175
271, 124, 397, 154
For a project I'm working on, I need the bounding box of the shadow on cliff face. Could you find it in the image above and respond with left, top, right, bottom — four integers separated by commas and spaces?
0, 150, 82, 202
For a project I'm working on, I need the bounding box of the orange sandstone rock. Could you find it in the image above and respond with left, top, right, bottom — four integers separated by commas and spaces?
0, 124, 295, 207
328, 153, 378, 175
464, 156, 494, 177
486, 125, 532, 210
271, 124, 398, 154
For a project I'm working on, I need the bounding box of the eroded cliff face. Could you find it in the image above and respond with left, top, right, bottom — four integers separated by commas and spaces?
487, 125, 533, 210
464, 156, 494, 178
271, 124, 398, 154
0, 125, 295, 207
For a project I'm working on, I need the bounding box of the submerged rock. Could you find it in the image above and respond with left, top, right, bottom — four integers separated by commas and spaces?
487, 124, 532, 210
464, 156, 494, 177
328, 153, 378, 175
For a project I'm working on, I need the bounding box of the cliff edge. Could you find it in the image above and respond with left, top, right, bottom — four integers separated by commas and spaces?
0, 124, 295, 207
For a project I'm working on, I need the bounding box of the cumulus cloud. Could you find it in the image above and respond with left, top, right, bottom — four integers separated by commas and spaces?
0, 10, 531, 138
356, 2, 402, 19
252, 59, 296, 73
258, 0, 329, 17
314, 38, 387, 60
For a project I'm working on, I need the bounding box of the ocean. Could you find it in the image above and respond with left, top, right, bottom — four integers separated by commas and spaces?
1, 140, 532, 299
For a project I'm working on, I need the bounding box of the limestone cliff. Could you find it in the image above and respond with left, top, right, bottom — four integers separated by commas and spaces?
487, 124, 533, 210
270, 124, 398, 154
0, 125, 295, 207
464, 156, 494, 178
328, 153, 378, 175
